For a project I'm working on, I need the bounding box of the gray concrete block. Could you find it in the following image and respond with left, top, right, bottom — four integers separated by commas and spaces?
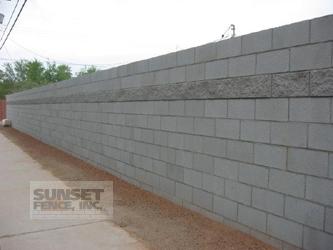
175, 182, 192, 202
193, 153, 214, 174
186, 63, 205, 81
285, 196, 324, 229
194, 118, 215, 136
225, 179, 252, 205
325, 207, 333, 234
287, 148, 329, 177
255, 98, 288, 121
290, 98, 330, 123
202, 173, 224, 196
167, 164, 184, 182
155, 69, 169, 85
309, 124, 333, 151
228, 99, 255, 119
176, 48, 195, 66
216, 119, 240, 139
169, 100, 185, 116
213, 196, 237, 220
160, 147, 176, 164
185, 100, 205, 117
303, 226, 333, 250
290, 43, 332, 71
254, 144, 287, 170
168, 132, 184, 149
195, 42, 217, 63
256, 49, 289, 74
176, 117, 194, 133
153, 101, 169, 115
273, 20, 310, 49
161, 116, 177, 131
240, 120, 270, 143
169, 67, 186, 83
159, 176, 175, 195
140, 72, 155, 86
214, 158, 239, 180
175, 150, 193, 168
310, 15, 333, 43
229, 55, 256, 77
205, 100, 227, 118
238, 204, 267, 232
252, 188, 284, 216
216, 36, 242, 59
184, 168, 202, 188
238, 163, 268, 188
193, 187, 213, 210
310, 68, 333, 96
267, 214, 303, 247
306, 176, 333, 206
227, 140, 254, 163
269, 169, 305, 197
202, 137, 226, 157
183, 134, 203, 153
205, 59, 228, 79
271, 122, 307, 147
242, 29, 272, 54
149, 52, 177, 71
147, 116, 161, 130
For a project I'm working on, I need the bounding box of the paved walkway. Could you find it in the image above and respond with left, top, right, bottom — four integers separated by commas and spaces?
0, 131, 145, 250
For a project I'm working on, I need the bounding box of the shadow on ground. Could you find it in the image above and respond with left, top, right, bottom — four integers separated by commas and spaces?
0, 127, 275, 250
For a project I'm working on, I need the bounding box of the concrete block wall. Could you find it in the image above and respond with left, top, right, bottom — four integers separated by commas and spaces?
6, 15, 333, 250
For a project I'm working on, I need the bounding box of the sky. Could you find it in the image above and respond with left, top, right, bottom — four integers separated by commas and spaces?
0, 0, 332, 73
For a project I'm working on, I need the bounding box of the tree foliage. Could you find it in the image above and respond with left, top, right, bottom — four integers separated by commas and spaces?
76, 65, 97, 77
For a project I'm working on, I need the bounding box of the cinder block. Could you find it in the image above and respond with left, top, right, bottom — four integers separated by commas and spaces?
216, 119, 240, 139
186, 63, 205, 82
303, 226, 333, 250
238, 163, 268, 188
225, 179, 252, 205
159, 176, 175, 195
290, 43, 332, 71
306, 176, 333, 206
167, 164, 184, 182
202, 137, 226, 157
216, 36, 242, 59
269, 169, 305, 197
213, 196, 238, 220
161, 116, 177, 131
310, 68, 333, 97
175, 182, 192, 202
240, 120, 270, 143
169, 67, 186, 83
193, 153, 214, 174
153, 101, 169, 115
147, 116, 161, 130
175, 150, 193, 168
310, 15, 333, 43
185, 100, 205, 117
309, 124, 333, 151
160, 147, 176, 164
285, 196, 324, 230
267, 214, 303, 247
325, 207, 333, 234
195, 42, 217, 63
205, 59, 228, 80
214, 158, 239, 180
149, 52, 177, 71
252, 188, 284, 216
205, 100, 227, 118
271, 122, 307, 147
238, 204, 267, 232
176, 117, 194, 133
227, 140, 253, 163
288, 148, 329, 177
169, 101, 185, 116
254, 144, 287, 170
194, 118, 215, 136
242, 29, 272, 54
183, 134, 203, 153
154, 131, 168, 146
256, 49, 289, 74
273, 20, 310, 49
202, 173, 224, 196
154, 69, 169, 85
289, 98, 330, 123
177, 48, 195, 66
193, 188, 213, 210
168, 132, 184, 149
184, 168, 202, 188
229, 55, 256, 77
255, 98, 288, 121
330, 154, 333, 179
228, 99, 255, 119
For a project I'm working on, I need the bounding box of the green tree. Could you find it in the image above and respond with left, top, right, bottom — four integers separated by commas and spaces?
76, 65, 97, 77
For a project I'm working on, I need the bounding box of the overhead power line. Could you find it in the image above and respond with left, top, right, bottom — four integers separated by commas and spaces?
0, 0, 28, 51
0, 0, 20, 44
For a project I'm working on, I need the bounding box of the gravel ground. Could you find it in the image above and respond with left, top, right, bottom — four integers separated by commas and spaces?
0, 127, 276, 250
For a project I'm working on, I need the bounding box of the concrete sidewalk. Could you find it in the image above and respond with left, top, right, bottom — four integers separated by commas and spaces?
0, 131, 145, 250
